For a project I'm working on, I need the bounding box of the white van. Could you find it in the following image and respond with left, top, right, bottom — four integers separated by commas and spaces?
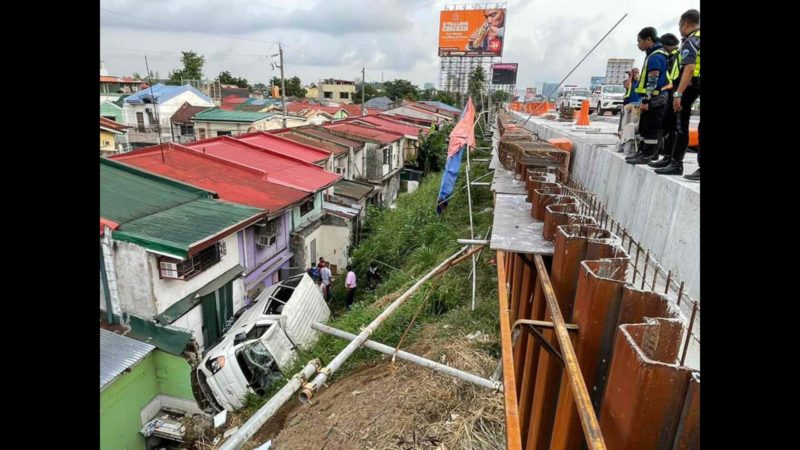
590, 85, 626, 115
196, 273, 330, 411
556, 89, 591, 110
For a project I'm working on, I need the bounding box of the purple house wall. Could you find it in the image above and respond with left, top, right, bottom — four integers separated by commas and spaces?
238, 211, 293, 303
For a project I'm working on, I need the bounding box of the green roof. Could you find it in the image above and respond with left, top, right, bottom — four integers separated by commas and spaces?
100, 158, 213, 224
100, 101, 124, 123
193, 108, 273, 123
101, 158, 263, 258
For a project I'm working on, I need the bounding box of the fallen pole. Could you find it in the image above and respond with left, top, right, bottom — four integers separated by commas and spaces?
299, 245, 476, 403
218, 359, 321, 450
312, 322, 502, 391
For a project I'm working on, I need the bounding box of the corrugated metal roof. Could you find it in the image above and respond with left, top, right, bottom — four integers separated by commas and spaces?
274, 131, 349, 157
171, 103, 212, 124
112, 144, 309, 213
236, 132, 330, 164
334, 179, 375, 200
194, 108, 272, 123
296, 127, 365, 149
112, 198, 262, 259
363, 96, 393, 110
348, 116, 425, 138
419, 100, 461, 113
183, 137, 340, 193
323, 201, 360, 219
100, 117, 130, 133
124, 83, 213, 105
100, 329, 155, 390
100, 158, 212, 224
324, 123, 404, 144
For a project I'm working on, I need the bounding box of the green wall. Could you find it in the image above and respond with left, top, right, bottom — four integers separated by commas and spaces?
100, 351, 196, 450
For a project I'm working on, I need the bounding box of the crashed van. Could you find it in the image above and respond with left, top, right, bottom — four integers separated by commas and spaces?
196, 273, 330, 411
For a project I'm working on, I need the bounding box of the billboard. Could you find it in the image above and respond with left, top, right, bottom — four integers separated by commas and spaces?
590, 76, 606, 90
525, 88, 536, 101
491, 63, 518, 85
439, 8, 506, 57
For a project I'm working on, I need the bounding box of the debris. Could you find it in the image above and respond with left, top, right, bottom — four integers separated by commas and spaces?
480, 207, 494, 214
467, 331, 483, 340
213, 409, 227, 428
450, 413, 460, 420
223, 426, 239, 439
253, 440, 272, 450
351, 390, 364, 397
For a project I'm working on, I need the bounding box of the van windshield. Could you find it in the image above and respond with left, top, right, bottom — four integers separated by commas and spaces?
603, 86, 625, 94
235, 341, 283, 395
571, 90, 590, 97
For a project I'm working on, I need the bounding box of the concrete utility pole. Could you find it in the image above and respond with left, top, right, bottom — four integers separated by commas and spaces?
279, 43, 287, 128
361, 67, 366, 116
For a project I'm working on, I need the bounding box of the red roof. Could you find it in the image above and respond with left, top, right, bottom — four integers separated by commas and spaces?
100, 76, 139, 83
324, 123, 404, 145
100, 117, 130, 133
271, 131, 349, 157
183, 137, 340, 192
110, 144, 309, 212
379, 113, 435, 127
100, 218, 119, 236
346, 116, 426, 138
236, 132, 331, 164
222, 96, 249, 104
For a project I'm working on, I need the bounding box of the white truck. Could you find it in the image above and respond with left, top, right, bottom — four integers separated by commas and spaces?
196, 273, 330, 411
590, 85, 626, 115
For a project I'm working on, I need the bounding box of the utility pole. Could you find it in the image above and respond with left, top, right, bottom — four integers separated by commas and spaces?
361, 67, 366, 116
279, 43, 287, 128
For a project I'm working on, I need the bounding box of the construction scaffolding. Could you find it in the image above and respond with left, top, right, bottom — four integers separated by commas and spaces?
439, 55, 498, 95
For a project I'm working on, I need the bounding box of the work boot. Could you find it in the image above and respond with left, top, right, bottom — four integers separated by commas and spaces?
683, 168, 700, 181
648, 155, 672, 168
625, 149, 643, 161
654, 160, 683, 175
626, 144, 657, 165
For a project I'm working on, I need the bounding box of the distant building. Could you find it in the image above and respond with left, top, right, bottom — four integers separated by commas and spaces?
318, 79, 357, 104
423, 82, 435, 90
541, 82, 560, 100
590, 76, 606, 90
605, 58, 635, 85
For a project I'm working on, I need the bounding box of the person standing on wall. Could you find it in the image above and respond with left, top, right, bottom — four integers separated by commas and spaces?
663, 9, 701, 180
626, 27, 669, 165
345, 265, 357, 309
649, 33, 681, 170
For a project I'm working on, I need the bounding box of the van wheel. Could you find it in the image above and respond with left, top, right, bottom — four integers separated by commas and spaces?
597, 103, 603, 116
612, 109, 620, 116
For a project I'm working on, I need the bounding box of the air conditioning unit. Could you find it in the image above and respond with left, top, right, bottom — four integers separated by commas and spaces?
256, 233, 275, 247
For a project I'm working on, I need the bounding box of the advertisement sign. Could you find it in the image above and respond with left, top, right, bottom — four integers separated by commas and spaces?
491, 63, 518, 85
525, 88, 536, 101
439, 8, 506, 57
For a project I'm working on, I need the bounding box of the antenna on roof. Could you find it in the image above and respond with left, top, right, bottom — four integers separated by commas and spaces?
144, 56, 165, 163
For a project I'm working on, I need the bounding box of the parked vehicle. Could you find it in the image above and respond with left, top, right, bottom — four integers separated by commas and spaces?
590, 84, 626, 115
556, 89, 591, 109
196, 273, 330, 411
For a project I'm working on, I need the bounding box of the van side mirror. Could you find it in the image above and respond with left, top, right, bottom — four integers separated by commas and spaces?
234, 332, 247, 345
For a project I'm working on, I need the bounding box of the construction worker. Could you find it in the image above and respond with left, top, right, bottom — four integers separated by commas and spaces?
626, 27, 670, 165
618, 67, 641, 136
649, 33, 681, 170
661, 9, 701, 179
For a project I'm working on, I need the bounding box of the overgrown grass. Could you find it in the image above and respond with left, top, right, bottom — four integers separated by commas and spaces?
239, 135, 500, 418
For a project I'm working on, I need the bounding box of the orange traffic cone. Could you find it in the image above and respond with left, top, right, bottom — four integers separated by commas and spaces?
576, 99, 591, 126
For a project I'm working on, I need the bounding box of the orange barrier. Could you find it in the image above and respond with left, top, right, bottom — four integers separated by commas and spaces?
576, 100, 591, 126
689, 128, 699, 147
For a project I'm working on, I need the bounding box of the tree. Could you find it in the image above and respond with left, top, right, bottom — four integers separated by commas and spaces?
270, 76, 306, 98
167, 51, 206, 85
468, 66, 487, 111
492, 90, 510, 103
353, 83, 380, 104
417, 122, 453, 174
383, 79, 418, 101
217, 70, 249, 89
132, 72, 142, 80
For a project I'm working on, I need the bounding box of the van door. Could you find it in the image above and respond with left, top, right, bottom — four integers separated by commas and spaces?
280, 275, 331, 350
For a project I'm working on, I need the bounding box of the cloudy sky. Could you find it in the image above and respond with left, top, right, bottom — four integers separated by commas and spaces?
100, 0, 698, 90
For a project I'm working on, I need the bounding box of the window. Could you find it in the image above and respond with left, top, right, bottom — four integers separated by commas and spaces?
335, 167, 346, 177
339, 92, 349, 99
180, 124, 194, 136
383, 147, 390, 165
102, 115, 116, 121
103, 140, 111, 147
300, 198, 314, 216
158, 241, 226, 280
256, 219, 279, 247
217, 130, 232, 136
324, 91, 333, 99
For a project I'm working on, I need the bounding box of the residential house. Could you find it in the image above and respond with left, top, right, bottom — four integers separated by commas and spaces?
286, 101, 349, 120
112, 143, 310, 304
270, 128, 351, 178
329, 178, 376, 227
363, 96, 394, 110
123, 83, 215, 147
320, 202, 362, 275
305, 84, 319, 99
100, 117, 131, 155
100, 329, 203, 450
170, 102, 211, 143
384, 101, 458, 124
100, 158, 263, 351
419, 100, 461, 114
290, 126, 367, 181
100, 100, 124, 123
318, 78, 356, 103
179, 137, 342, 271
101, 75, 144, 104
192, 109, 282, 138
236, 98, 282, 113
342, 115, 427, 165
236, 131, 334, 173
323, 122, 405, 208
